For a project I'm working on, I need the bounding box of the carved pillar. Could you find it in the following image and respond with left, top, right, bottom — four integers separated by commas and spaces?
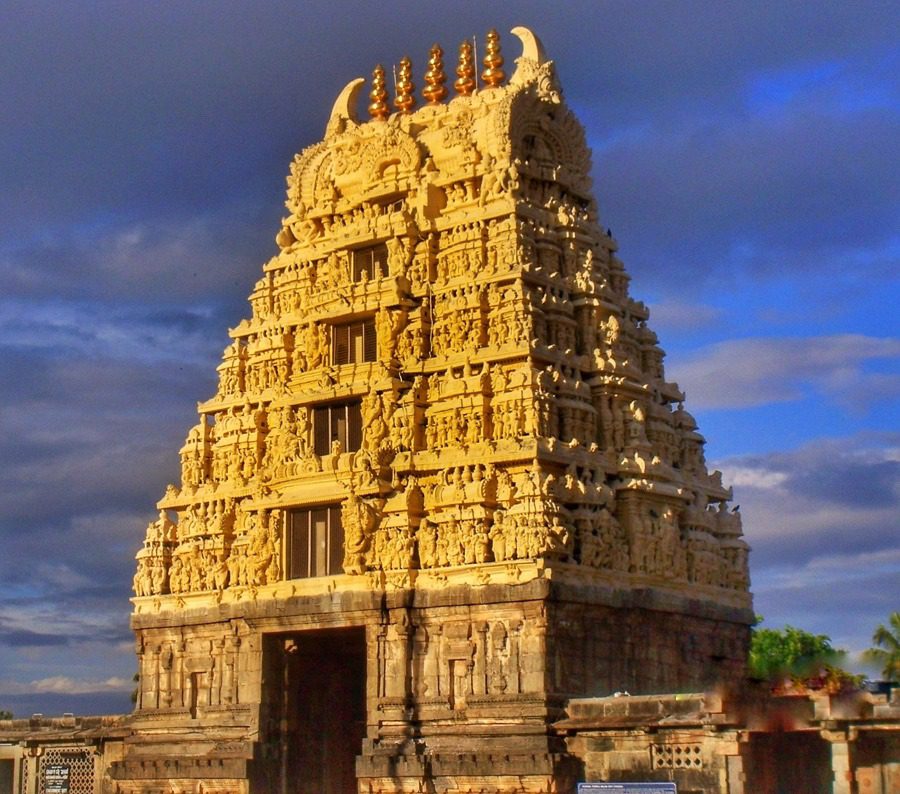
617, 491, 643, 572
223, 636, 240, 704
134, 638, 145, 711
521, 613, 547, 694
160, 645, 173, 708
508, 619, 522, 695
725, 750, 746, 794
175, 640, 186, 708
149, 646, 160, 710
422, 625, 438, 698
211, 638, 225, 705
473, 621, 488, 696
388, 612, 411, 703
376, 625, 388, 699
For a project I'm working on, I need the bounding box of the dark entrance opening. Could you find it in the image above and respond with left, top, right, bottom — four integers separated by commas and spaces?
0, 759, 12, 794
258, 627, 367, 794
743, 730, 832, 794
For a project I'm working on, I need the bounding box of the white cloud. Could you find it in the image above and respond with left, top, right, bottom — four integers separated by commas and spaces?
0, 297, 221, 368
725, 466, 789, 490
717, 434, 900, 543
754, 547, 900, 592
0, 676, 132, 695
2, 208, 268, 305
646, 299, 725, 332
669, 334, 900, 410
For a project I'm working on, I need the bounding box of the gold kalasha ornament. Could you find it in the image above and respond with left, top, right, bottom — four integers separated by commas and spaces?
368, 64, 390, 120
422, 44, 448, 104
394, 56, 416, 113
481, 28, 505, 88
454, 40, 476, 96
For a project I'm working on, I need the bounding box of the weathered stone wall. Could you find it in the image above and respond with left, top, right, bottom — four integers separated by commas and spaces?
117, 574, 750, 792
545, 583, 751, 700
559, 689, 900, 794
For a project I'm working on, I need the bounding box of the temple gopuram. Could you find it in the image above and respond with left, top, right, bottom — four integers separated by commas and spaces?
3, 25, 897, 794
124, 26, 751, 792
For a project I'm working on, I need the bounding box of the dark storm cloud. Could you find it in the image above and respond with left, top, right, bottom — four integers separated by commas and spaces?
0, 516, 142, 592
2, 1, 894, 226
719, 434, 900, 570
0, 359, 203, 524
751, 518, 894, 572
756, 567, 900, 626
0, 296, 223, 620
718, 434, 900, 653
0, 300, 230, 368
0, 692, 134, 719
1, 208, 275, 304
732, 435, 900, 509
1, 0, 894, 317
0, 626, 69, 648
753, 562, 900, 653
788, 457, 900, 508
592, 105, 899, 286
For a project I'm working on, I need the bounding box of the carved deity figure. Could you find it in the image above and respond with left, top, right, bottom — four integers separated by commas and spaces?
341, 492, 377, 574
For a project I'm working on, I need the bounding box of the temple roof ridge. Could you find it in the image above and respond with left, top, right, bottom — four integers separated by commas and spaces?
325, 26, 561, 135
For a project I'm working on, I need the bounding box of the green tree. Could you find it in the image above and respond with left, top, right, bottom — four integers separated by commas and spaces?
862, 612, 900, 682
0, 710, 12, 720
749, 621, 863, 694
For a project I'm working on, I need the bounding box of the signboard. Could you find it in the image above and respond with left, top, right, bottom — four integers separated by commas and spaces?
44, 764, 70, 794
578, 784, 676, 794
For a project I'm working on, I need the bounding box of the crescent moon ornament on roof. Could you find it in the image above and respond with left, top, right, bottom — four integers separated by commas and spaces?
326, 77, 365, 132
510, 26, 548, 65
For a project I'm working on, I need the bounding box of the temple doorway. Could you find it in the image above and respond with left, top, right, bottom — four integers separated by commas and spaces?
742, 730, 832, 793
259, 627, 367, 794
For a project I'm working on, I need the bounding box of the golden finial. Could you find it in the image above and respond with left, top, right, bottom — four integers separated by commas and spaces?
481, 29, 505, 88
394, 56, 416, 113
368, 64, 390, 120
423, 44, 448, 104
454, 40, 475, 96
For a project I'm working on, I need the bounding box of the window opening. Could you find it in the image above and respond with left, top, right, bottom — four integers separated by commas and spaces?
351, 243, 388, 282
332, 319, 377, 365
312, 401, 362, 455
287, 506, 344, 579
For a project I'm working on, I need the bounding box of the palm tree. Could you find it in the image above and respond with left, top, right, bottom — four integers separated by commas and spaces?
863, 612, 900, 682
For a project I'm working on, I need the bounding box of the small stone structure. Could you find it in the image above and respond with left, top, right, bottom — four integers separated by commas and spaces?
0, 715, 127, 794
558, 688, 900, 793
3, 24, 895, 794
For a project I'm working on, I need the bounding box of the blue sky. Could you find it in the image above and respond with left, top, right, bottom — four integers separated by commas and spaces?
1, 0, 898, 716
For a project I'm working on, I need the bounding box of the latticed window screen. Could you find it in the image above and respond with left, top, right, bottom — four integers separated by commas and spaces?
287, 506, 344, 579
351, 243, 388, 281
652, 743, 703, 769
313, 401, 362, 455
38, 748, 95, 794
332, 319, 376, 365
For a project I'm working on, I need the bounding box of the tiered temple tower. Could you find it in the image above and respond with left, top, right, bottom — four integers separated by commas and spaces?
122, 28, 752, 794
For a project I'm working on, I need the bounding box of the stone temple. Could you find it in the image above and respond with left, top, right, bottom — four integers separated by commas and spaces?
123, 27, 753, 794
